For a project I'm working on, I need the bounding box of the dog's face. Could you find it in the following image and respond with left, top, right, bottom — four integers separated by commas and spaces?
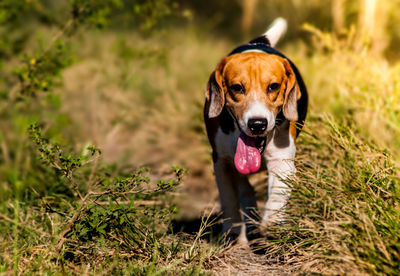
207, 52, 300, 138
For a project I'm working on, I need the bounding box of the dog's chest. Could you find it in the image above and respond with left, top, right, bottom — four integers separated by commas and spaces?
214, 127, 240, 160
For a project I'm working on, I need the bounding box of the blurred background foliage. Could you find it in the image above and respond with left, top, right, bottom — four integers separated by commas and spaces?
1, 0, 400, 274
1, 0, 400, 201
2, 0, 400, 200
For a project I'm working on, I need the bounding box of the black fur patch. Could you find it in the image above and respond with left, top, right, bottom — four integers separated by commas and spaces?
273, 120, 290, 148
219, 107, 236, 135
212, 151, 218, 163
249, 35, 271, 45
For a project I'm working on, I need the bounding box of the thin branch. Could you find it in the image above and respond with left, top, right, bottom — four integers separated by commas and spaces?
87, 154, 100, 191
94, 200, 165, 206
55, 191, 92, 252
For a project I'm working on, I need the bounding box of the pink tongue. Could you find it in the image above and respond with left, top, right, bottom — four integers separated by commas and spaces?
234, 132, 261, 175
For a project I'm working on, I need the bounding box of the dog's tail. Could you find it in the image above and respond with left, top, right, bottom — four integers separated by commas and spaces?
263, 17, 287, 47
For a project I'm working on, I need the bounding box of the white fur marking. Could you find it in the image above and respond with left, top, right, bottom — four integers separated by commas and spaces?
264, 17, 287, 47
262, 134, 296, 224
240, 101, 275, 135
241, 49, 266, 54
237, 222, 248, 244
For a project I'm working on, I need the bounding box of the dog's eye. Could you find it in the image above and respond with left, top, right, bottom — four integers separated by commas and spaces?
268, 82, 280, 93
230, 84, 245, 94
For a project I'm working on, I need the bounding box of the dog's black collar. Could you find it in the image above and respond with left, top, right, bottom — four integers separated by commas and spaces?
228, 33, 286, 59
228, 43, 285, 58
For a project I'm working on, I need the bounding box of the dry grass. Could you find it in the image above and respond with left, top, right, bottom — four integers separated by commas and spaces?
256, 115, 399, 274
205, 245, 295, 275
54, 24, 400, 274
2, 16, 400, 273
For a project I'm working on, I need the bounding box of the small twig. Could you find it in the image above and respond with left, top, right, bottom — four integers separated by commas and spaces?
87, 154, 99, 191
94, 200, 165, 206
54, 186, 118, 253
66, 172, 84, 201
55, 191, 92, 252
50, 160, 63, 171
43, 18, 75, 54
49, 159, 81, 200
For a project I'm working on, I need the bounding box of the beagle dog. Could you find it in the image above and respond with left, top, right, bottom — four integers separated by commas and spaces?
204, 18, 308, 243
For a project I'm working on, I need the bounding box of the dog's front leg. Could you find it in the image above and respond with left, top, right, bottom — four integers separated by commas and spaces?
214, 159, 244, 242
262, 132, 296, 225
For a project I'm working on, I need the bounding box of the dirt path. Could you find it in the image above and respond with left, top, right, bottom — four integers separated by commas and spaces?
206, 245, 293, 275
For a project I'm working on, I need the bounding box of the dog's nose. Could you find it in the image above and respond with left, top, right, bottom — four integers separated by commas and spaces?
248, 118, 268, 135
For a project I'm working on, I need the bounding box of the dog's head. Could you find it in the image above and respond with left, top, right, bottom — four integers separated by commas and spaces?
206, 52, 300, 138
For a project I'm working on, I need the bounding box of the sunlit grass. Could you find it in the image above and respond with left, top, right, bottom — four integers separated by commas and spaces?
2, 12, 400, 273
259, 115, 399, 274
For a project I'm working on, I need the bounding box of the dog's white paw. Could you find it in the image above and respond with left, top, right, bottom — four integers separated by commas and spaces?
262, 209, 286, 226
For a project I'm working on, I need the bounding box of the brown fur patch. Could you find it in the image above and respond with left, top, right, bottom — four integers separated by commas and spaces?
289, 121, 297, 144
220, 53, 291, 122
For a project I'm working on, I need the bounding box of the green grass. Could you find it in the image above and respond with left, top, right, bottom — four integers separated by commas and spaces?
2, 1, 400, 274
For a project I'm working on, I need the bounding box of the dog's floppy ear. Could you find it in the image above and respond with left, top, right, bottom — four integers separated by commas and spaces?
282, 58, 300, 122
206, 59, 226, 118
